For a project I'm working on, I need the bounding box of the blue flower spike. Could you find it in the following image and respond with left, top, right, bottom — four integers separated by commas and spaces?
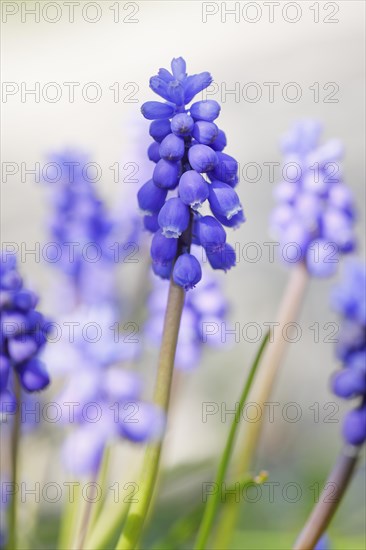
139, 57, 245, 289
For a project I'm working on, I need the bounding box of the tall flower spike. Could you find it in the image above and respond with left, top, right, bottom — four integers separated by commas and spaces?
139, 57, 245, 288
330, 260, 366, 446
270, 120, 356, 277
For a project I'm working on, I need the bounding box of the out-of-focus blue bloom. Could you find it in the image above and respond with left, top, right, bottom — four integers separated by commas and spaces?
0, 254, 50, 411
145, 264, 228, 370
270, 121, 356, 277
330, 260, 366, 446
44, 151, 140, 307
139, 57, 245, 288
43, 153, 164, 476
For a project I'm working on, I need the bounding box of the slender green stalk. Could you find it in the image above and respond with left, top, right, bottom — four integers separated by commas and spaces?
7, 377, 21, 550
194, 332, 269, 550
85, 496, 131, 550
84, 445, 111, 542
214, 262, 308, 548
58, 483, 82, 550
115, 279, 185, 550
293, 445, 361, 550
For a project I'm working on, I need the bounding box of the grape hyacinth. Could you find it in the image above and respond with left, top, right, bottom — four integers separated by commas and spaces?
43, 155, 163, 476
330, 260, 366, 446
270, 121, 356, 277
44, 151, 140, 306
138, 57, 245, 289
145, 263, 228, 370
0, 254, 50, 412
46, 305, 164, 476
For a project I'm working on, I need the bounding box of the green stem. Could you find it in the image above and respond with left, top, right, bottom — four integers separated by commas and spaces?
7, 377, 21, 550
86, 446, 111, 539
58, 483, 82, 550
194, 332, 269, 550
293, 445, 361, 550
213, 262, 308, 549
115, 279, 185, 550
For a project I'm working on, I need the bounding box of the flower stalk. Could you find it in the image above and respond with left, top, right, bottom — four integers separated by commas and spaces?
7, 377, 21, 550
293, 445, 361, 549
115, 279, 185, 550
214, 262, 308, 548
194, 331, 269, 550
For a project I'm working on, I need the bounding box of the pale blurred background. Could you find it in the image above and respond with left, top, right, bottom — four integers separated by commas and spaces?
1, 1, 365, 547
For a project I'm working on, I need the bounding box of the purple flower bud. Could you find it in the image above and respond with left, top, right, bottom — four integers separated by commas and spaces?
173, 253, 202, 290
17, 358, 50, 392
171, 57, 187, 80
147, 142, 161, 163
0, 355, 10, 392
188, 144, 218, 173
270, 204, 294, 232
8, 335, 38, 363
328, 183, 355, 216
171, 113, 194, 136
273, 180, 298, 203
196, 215, 226, 251
184, 72, 213, 104
192, 121, 218, 145
214, 209, 246, 228
12, 290, 38, 311
306, 239, 339, 277
207, 243, 236, 271
141, 101, 175, 120
119, 402, 165, 443
280, 221, 311, 261
138, 179, 167, 214
208, 180, 242, 221
143, 213, 160, 233
167, 81, 185, 106
152, 260, 173, 280
322, 208, 356, 253
190, 100, 221, 122
153, 159, 181, 189
210, 152, 239, 187
149, 77, 172, 102
151, 229, 178, 265
343, 405, 366, 446
159, 134, 185, 162
332, 366, 366, 398
210, 129, 227, 152
335, 319, 365, 362
149, 119, 172, 143
178, 170, 209, 209
158, 197, 190, 238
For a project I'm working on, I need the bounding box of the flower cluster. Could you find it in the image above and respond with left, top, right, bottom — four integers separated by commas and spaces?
45, 151, 139, 306
138, 57, 245, 289
331, 260, 366, 446
145, 262, 228, 370
270, 120, 356, 277
43, 155, 163, 475
0, 254, 50, 411
45, 305, 163, 476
